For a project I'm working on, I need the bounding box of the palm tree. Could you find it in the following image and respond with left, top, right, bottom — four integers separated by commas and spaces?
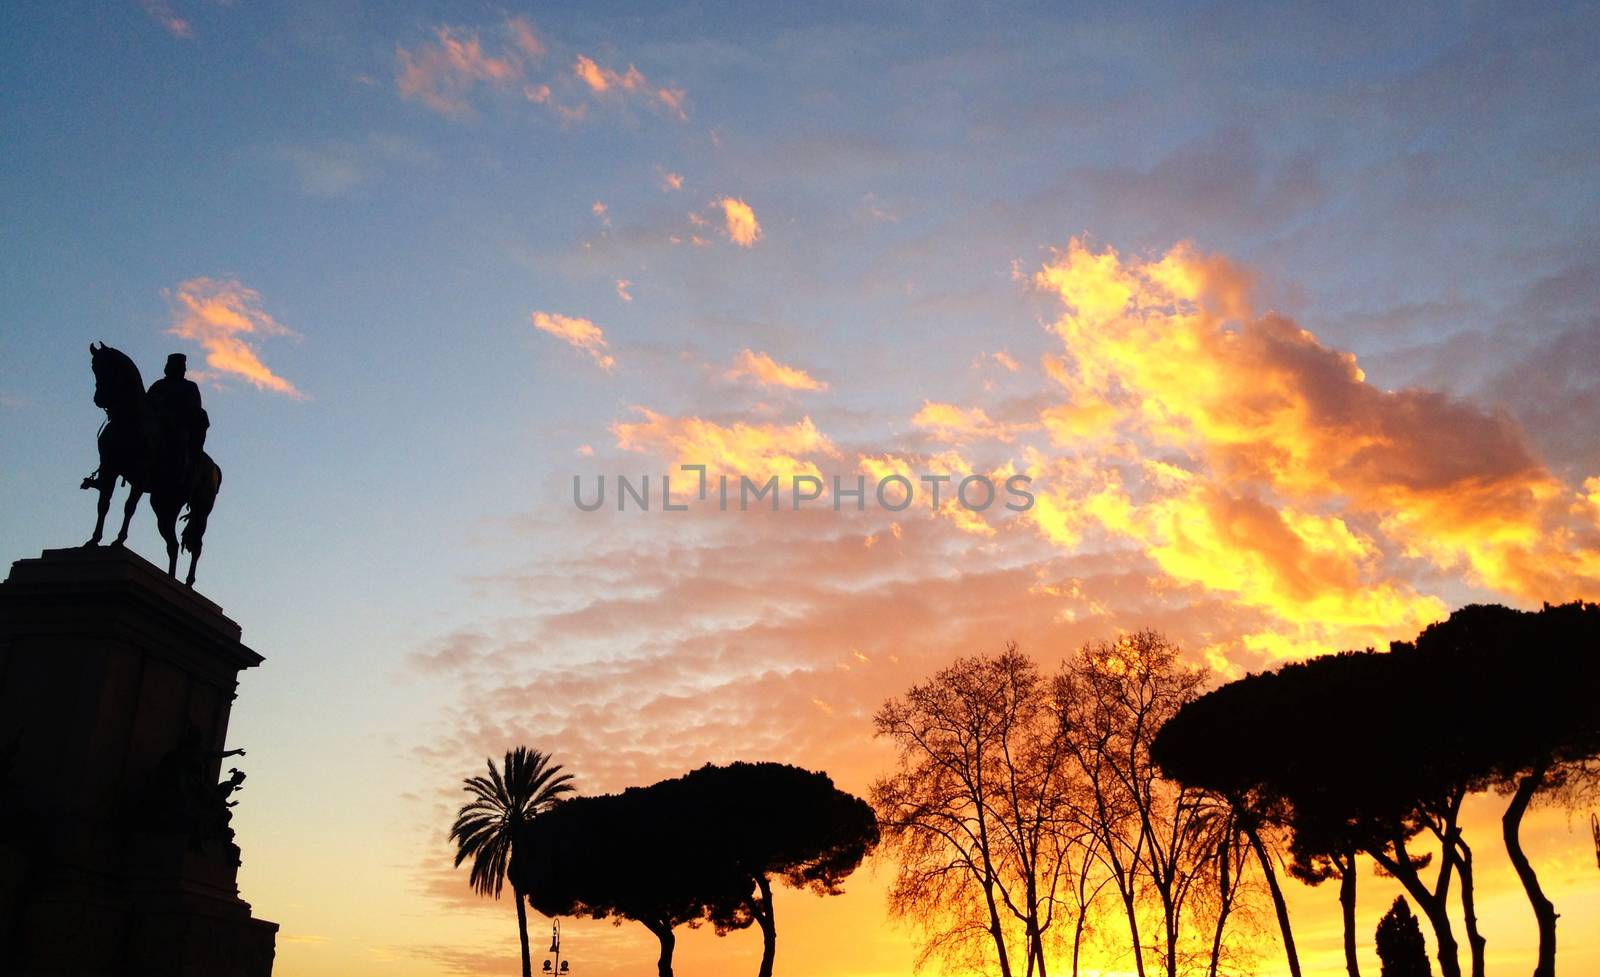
451, 747, 576, 977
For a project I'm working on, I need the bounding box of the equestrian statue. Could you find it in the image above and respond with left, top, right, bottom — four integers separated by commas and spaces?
81, 343, 221, 586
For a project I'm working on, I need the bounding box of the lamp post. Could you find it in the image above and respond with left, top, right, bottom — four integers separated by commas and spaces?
542, 919, 571, 975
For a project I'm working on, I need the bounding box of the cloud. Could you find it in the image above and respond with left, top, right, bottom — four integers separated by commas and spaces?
531, 311, 615, 371
725, 349, 828, 392
612, 409, 837, 479
277, 134, 435, 199
141, 0, 193, 39
657, 167, 685, 191
718, 197, 762, 247
165, 278, 304, 398
911, 401, 1019, 442
1030, 238, 1600, 606
573, 55, 687, 119
615, 279, 633, 303
395, 23, 525, 116
505, 16, 543, 59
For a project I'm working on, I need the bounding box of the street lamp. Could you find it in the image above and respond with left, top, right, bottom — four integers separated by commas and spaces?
544, 919, 572, 974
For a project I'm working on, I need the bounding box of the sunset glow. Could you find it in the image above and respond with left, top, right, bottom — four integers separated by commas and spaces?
3, 3, 1598, 977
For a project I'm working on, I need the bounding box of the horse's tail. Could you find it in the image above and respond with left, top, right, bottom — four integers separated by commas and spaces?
181, 457, 221, 553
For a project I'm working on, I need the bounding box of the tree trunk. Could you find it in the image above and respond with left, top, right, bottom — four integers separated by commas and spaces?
1452, 837, 1485, 977
1245, 825, 1302, 977
1118, 881, 1147, 977
755, 874, 778, 977
1338, 855, 1360, 977
1417, 894, 1462, 977
1503, 765, 1557, 977
514, 888, 532, 977
984, 876, 1014, 977
1207, 834, 1231, 977
1376, 837, 1461, 977
1028, 872, 1047, 977
646, 920, 676, 977
1072, 910, 1086, 977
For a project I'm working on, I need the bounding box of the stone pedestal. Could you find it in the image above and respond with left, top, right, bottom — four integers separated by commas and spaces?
0, 546, 277, 975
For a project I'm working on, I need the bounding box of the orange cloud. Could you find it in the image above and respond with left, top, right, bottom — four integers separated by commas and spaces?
506, 16, 543, 59
573, 54, 610, 92
531, 311, 615, 371
718, 197, 762, 247
911, 401, 1021, 442
612, 409, 837, 480
396, 25, 521, 115
657, 168, 685, 192
165, 278, 304, 398
573, 55, 687, 119
615, 279, 633, 303
1032, 238, 1600, 607
725, 349, 827, 392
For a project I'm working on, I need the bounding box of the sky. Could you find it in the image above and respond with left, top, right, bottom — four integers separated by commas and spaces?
2, 1, 1599, 974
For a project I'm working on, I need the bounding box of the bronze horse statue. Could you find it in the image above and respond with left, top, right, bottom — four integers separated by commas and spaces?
81, 343, 221, 586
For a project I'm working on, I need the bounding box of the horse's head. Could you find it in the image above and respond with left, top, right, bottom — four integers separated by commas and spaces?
89, 342, 146, 413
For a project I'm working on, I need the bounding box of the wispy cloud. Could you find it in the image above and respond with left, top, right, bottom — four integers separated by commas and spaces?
612, 409, 836, 479
726, 349, 827, 392
393, 21, 686, 125
531, 311, 615, 371
140, 0, 193, 39
911, 401, 1020, 442
277, 133, 435, 199
717, 197, 762, 247
165, 278, 304, 398
573, 55, 687, 120
394, 21, 532, 116
505, 16, 543, 59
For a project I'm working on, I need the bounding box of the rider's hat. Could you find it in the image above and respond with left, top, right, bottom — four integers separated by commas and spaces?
166, 353, 187, 369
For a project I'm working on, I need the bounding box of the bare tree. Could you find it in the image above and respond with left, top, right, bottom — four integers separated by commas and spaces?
871, 645, 1072, 976
1055, 631, 1213, 977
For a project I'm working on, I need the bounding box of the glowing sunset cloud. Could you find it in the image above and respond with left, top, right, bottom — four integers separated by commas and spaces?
573, 54, 687, 119
612, 409, 836, 480
165, 277, 304, 398
726, 349, 827, 392
718, 197, 762, 247
531, 311, 615, 371
1026, 239, 1600, 637
911, 401, 1019, 442
395, 25, 522, 116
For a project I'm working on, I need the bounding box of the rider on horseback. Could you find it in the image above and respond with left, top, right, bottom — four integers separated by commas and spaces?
146, 353, 209, 477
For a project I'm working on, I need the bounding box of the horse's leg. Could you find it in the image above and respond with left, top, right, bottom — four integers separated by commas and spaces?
86, 477, 113, 546
113, 486, 142, 547
157, 506, 179, 577
184, 540, 201, 587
